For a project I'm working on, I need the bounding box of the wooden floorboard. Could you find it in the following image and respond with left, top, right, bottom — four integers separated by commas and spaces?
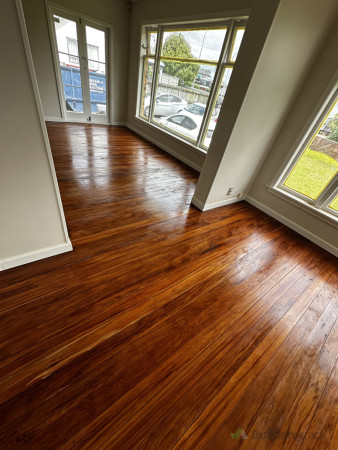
0, 123, 337, 449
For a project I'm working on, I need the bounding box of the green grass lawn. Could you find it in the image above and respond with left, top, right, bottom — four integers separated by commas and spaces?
284, 149, 338, 210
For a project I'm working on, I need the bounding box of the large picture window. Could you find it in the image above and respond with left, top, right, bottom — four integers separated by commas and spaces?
273, 87, 338, 221
138, 19, 247, 151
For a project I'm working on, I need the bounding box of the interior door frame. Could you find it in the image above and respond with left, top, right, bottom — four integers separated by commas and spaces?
46, 1, 111, 124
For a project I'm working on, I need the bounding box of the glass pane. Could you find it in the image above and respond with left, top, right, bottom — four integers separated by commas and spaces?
203, 67, 233, 148
58, 51, 80, 69
161, 28, 227, 62
54, 16, 84, 113
148, 31, 158, 55
88, 61, 106, 73
54, 16, 78, 61
89, 64, 106, 115
140, 58, 155, 118
284, 98, 338, 200
153, 60, 216, 142
85, 26, 106, 115
67, 38, 79, 62
230, 27, 245, 62
60, 64, 84, 113
329, 195, 338, 212
85, 26, 105, 63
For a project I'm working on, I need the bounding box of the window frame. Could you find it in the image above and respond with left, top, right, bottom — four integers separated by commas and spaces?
137, 18, 247, 152
322, 188, 338, 218
269, 84, 338, 224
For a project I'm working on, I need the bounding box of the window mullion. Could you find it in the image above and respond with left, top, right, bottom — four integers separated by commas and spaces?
161, 20, 231, 32
149, 26, 163, 122
322, 186, 338, 217
315, 174, 338, 208
159, 56, 219, 66
196, 20, 236, 148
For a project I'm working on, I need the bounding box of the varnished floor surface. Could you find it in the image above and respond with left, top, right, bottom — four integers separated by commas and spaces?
0, 122, 337, 449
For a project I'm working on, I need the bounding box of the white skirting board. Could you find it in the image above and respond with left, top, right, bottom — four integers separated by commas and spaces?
192, 195, 242, 211
45, 117, 127, 126
126, 124, 203, 173
45, 116, 64, 122
246, 196, 338, 257
0, 242, 73, 271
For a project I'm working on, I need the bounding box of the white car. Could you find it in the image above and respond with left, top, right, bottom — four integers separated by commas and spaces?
144, 93, 187, 117
184, 102, 219, 122
159, 111, 216, 147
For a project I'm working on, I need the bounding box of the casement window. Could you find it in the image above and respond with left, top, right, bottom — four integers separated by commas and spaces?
87, 43, 100, 71
138, 19, 247, 151
66, 37, 79, 64
271, 87, 338, 222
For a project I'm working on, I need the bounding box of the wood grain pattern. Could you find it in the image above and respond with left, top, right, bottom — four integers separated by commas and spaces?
0, 123, 337, 449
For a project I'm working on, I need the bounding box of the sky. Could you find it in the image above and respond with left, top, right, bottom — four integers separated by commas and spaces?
159, 27, 245, 63
328, 100, 338, 120
163, 29, 227, 61
149, 27, 245, 79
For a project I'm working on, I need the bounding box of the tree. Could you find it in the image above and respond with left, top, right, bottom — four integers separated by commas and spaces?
162, 33, 199, 87
328, 114, 338, 143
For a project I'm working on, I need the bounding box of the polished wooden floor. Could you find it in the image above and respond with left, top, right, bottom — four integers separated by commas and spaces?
0, 123, 337, 449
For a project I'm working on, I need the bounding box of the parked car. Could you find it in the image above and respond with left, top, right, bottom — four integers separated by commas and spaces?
158, 111, 216, 147
184, 102, 219, 121
144, 93, 187, 117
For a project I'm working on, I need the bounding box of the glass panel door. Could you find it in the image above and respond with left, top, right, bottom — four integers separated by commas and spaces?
52, 11, 109, 124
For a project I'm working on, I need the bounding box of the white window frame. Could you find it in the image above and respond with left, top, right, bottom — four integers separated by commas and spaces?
268, 84, 338, 224
137, 18, 247, 152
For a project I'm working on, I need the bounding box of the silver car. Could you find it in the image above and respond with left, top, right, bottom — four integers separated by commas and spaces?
144, 93, 187, 117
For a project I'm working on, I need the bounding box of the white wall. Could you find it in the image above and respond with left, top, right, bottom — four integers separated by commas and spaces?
21, 0, 129, 123
247, 20, 338, 255
0, 0, 71, 270
126, 0, 281, 171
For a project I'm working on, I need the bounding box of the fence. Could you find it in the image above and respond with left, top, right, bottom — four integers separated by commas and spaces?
147, 82, 210, 105
311, 136, 338, 161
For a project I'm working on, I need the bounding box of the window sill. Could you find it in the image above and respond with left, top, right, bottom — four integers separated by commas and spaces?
134, 116, 208, 156
267, 185, 338, 228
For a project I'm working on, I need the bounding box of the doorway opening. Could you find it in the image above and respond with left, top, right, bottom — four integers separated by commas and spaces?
49, 7, 109, 124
